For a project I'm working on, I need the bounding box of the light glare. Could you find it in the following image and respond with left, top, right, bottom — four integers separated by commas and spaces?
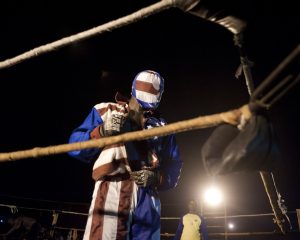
203, 186, 223, 206
228, 222, 235, 229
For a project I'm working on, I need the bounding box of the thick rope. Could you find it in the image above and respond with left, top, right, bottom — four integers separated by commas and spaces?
251, 44, 300, 100
0, 104, 250, 162
0, 0, 175, 70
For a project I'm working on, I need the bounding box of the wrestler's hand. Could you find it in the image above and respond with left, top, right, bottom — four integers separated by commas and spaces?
100, 113, 127, 137
130, 169, 160, 187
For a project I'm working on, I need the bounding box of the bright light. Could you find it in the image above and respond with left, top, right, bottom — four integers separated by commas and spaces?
228, 222, 235, 230
203, 186, 223, 206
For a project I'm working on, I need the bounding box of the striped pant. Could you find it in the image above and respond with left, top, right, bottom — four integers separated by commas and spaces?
84, 179, 161, 240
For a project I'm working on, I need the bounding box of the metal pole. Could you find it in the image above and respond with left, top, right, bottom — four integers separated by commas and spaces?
233, 33, 290, 234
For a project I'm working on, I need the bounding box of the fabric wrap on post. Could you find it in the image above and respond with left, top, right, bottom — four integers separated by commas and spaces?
177, 0, 247, 34
201, 114, 280, 175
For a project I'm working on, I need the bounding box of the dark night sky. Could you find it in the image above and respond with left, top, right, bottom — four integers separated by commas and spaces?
0, 0, 299, 235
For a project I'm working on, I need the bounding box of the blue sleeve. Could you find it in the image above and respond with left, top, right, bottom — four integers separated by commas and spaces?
159, 133, 183, 190
173, 216, 183, 240
200, 216, 209, 240
68, 107, 103, 162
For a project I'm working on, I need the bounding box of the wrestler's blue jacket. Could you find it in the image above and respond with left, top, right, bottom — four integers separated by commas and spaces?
68, 104, 183, 191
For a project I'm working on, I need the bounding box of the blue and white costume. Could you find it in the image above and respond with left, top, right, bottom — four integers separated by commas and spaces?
68, 70, 183, 240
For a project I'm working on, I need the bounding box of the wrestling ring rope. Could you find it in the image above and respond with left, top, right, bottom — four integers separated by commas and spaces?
0, 105, 251, 162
